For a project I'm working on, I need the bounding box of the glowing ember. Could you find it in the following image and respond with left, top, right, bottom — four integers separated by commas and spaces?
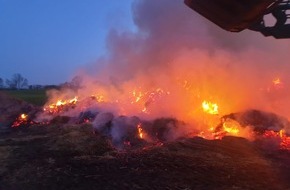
91, 95, 105, 102
263, 130, 290, 150
11, 113, 28, 128
127, 87, 170, 114
202, 101, 219, 115
137, 123, 144, 139
270, 77, 284, 90
20, 113, 27, 120
132, 90, 144, 103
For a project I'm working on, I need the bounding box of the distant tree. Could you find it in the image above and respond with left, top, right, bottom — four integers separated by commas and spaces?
6, 73, 28, 89
44, 85, 60, 90
0, 77, 3, 88
29, 85, 44, 90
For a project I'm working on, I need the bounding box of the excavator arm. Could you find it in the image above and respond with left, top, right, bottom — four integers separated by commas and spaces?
184, 0, 290, 39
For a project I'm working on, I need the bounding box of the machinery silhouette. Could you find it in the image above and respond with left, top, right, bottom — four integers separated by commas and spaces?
185, 0, 290, 39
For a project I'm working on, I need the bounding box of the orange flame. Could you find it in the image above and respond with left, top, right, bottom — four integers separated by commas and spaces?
137, 123, 144, 139
222, 119, 240, 135
202, 101, 219, 115
272, 78, 281, 85
44, 97, 78, 114
11, 113, 28, 128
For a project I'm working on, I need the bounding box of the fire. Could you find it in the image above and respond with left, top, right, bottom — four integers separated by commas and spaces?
132, 90, 144, 103
20, 113, 27, 120
137, 123, 144, 139
127, 87, 170, 114
276, 130, 290, 150
11, 113, 28, 128
56, 100, 66, 106
44, 96, 78, 114
222, 119, 240, 135
263, 130, 290, 150
270, 77, 284, 90
31, 77, 290, 152
272, 78, 281, 85
69, 97, 78, 104
202, 101, 219, 115
90, 94, 106, 103
43, 87, 170, 116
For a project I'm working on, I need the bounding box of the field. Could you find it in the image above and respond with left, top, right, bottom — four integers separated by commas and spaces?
1, 89, 47, 106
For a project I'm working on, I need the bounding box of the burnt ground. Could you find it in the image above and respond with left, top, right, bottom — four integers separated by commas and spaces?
1, 124, 290, 190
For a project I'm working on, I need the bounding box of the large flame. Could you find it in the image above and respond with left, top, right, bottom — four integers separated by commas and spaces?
222, 119, 240, 135
44, 96, 78, 114
202, 101, 219, 115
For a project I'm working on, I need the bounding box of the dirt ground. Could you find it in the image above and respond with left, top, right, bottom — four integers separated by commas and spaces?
1, 124, 290, 190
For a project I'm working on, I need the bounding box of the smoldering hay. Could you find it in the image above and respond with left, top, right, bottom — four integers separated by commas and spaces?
38, 0, 290, 145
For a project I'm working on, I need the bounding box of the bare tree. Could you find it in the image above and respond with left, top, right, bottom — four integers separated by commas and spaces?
6, 73, 28, 89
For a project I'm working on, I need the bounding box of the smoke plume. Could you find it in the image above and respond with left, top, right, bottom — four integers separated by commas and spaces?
41, 0, 290, 145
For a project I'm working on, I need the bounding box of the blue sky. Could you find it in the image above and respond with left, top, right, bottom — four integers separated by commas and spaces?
0, 0, 135, 85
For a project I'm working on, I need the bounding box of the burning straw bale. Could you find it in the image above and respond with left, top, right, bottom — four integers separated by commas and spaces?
150, 118, 184, 141
77, 111, 97, 124
91, 113, 185, 148
220, 109, 290, 133
92, 112, 114, 136
93, 114, 147, 148
110, 116, 141, 146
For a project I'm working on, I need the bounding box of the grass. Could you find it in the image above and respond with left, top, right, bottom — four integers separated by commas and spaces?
1, 89, 48, 106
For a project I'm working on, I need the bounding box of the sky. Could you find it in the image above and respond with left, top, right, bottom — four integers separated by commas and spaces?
0, 0, 289, 86
0, 0, 135, 85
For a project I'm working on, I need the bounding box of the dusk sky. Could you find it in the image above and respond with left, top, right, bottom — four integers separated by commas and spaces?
1, 0, 289, 86
0, 0, 135, 85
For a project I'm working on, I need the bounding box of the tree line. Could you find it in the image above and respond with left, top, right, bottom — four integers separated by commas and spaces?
0, 73, 28, 89
0, 74, 83, 90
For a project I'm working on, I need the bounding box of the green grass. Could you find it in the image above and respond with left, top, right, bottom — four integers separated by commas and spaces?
2, 89, 48, 106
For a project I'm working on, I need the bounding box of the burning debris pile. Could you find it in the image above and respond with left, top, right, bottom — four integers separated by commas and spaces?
2, 0, 290, 152
5, 87, 290, 151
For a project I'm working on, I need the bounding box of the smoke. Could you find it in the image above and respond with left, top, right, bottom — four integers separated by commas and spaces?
41, 0, 290, 146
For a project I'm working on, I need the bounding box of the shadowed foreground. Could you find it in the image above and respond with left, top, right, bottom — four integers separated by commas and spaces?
1, 124, 290, 190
